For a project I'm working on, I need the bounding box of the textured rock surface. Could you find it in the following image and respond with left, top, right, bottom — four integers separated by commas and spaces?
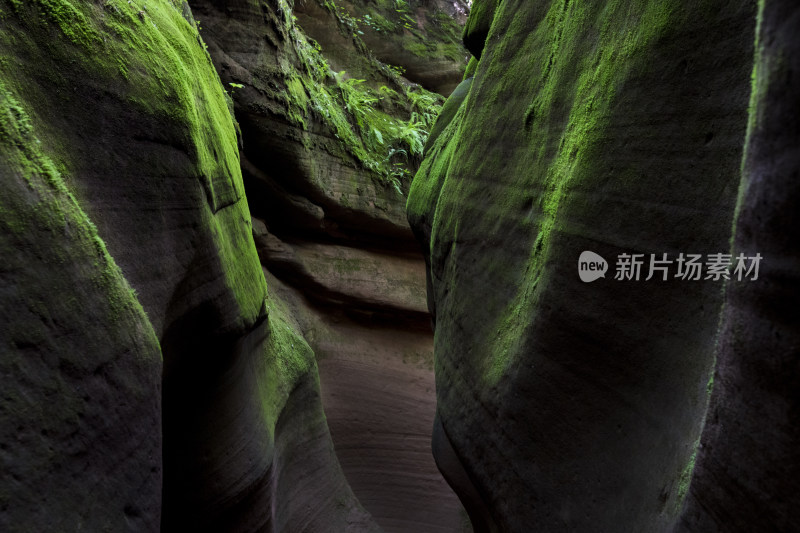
188, 0, 450, 240
409, 0, 760, 531
9, 0, 795, 531
251, 222, 456, 533
676, 1, 800, 530
266, 270, 469, 532
0, 83, 162, 533
295, 0, 469, 95
0, 1, 376, 531
189, 0, 469, 530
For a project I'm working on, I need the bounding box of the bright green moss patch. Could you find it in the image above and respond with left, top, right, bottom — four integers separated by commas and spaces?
479, 0, 675, 385
530, 1, 674, 236
210, 204, 269, 330
407, 99, 465, 236
3, 0, 243, 203
98, 0, 244, 210
463, 56, 478, 79
675, 441, 699, 509
0, 82, 52, 187
0, 79, 158, 339
410, 0, 687, 386
29, 0, 101, 48
257, 296, 316, 428
1, 0, 265, 328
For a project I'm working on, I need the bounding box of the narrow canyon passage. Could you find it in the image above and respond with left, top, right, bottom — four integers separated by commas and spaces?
183, 0, 474, 527
261, 265, 467, 532
2, 1, 799, 532
246, 180, 468, 531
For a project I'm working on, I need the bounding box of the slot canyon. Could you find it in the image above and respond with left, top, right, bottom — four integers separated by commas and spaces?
1, 1, 798, 532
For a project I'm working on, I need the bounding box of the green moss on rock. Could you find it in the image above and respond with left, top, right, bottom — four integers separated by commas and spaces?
462, 0, 499, 58
258, 298, 316, 427
1, 76, 162, 533
268, 1, 445, 192
408, 0, 756, 530
1, 0, 267, 330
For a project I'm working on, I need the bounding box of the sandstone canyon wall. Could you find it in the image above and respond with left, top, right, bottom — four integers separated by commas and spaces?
186, 0, 468, 530
1, 0, 468, 531
675, 0, 800, 530
2, 0, 799, 532
409, 0, 799, 531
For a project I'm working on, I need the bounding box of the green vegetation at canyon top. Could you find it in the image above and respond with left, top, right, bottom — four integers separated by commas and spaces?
272, 0, 450, 194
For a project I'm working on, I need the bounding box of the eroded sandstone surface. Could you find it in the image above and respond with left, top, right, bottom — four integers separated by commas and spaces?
2, 0, 445, 530
409, 0, 799, 531
186, 0, 469, 529
2, 0, 798, 532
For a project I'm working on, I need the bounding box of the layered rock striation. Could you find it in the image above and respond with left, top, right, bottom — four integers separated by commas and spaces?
0, 0, 395, 530
188, 0, 470, 530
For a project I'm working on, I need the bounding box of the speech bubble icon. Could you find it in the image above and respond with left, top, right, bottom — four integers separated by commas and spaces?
578, 251, 608, 282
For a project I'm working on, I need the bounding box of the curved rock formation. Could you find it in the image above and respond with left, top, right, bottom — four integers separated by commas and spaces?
188, 0, 470, 530
407, 0, 782, 531
0, 83, 162, 533
1, 1, 377, 531
7, 0, 795, 531
676, 1, 800, 530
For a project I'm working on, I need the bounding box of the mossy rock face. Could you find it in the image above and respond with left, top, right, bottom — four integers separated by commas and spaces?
188, 0, 455, 244
0, 78, 162, 533
462, 0, 499, 58
409, 0, 758, 530
291, 0, 470, 95
677, 0, 800, 530
0, 0, 266, 339
305, 0, 470, 96
0, 1, 377, 531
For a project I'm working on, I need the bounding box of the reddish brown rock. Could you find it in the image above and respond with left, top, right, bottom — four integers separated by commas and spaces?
189, 0, 470, 530
265, 270, 469, 532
